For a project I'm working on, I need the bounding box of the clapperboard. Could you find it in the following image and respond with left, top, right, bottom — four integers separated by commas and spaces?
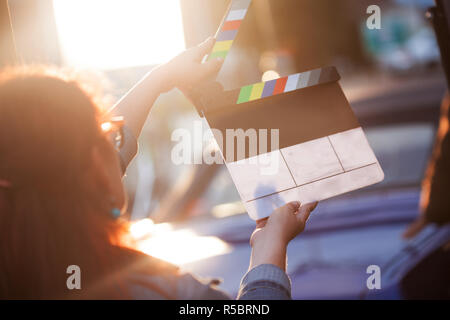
189, 0, 384, 220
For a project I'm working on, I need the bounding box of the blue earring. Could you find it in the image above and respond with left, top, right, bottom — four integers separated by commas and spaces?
109, 195, 121, 219
111, 207, 121, 219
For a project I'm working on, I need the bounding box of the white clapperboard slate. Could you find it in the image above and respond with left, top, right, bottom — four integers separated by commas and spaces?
188, 0, 384, 220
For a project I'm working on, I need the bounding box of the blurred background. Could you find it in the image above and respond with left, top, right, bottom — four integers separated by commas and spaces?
2, 0, 447, 298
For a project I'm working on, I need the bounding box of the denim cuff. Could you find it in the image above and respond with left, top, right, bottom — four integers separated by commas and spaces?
238, 264, 291, 299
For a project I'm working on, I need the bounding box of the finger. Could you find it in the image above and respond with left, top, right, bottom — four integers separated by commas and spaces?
197, 57, 224, 80
276, 201, 301, 216
255, 217, 268, 229
296, 202, 317, 224
196, 37, 216, 59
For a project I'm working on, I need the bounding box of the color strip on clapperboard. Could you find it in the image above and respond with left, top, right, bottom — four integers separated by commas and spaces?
208, 0, 252, 61
236, 66, 340, 104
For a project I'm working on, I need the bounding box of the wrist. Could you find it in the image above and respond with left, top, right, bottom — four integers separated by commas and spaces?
251, 230, 288, 250
250, 237, 287, 271
151, 64, 176, 93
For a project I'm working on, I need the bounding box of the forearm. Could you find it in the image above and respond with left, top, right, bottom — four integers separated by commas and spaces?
109, 65, 168, 138
110, 66, 170, 171
249, 238, 287, 271
108, 38, 222, 172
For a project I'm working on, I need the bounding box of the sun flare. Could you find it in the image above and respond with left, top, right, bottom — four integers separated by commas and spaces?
53, 0, 186, 70
129, 219, 231, 266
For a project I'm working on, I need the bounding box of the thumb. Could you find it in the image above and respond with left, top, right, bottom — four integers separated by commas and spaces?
296, 202, 318, 224
276, 201, 301, 215
197, 57, 224, 81
196, 37, 216, 59
255, 217, 268, 229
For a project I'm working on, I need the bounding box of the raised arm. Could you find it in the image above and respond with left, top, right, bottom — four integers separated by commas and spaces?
238, 201, 317, 300
109, 37, 223, 170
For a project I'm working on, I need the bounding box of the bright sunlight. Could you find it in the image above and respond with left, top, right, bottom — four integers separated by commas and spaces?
52, 0, 185, 70
129, 219, 231, 266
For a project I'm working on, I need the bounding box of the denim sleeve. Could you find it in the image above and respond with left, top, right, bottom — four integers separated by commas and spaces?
128, 266, 290, 300
118, 125, 138, 173
237, 264, 291, 300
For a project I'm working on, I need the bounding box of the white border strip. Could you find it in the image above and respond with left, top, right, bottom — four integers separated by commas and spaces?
226, 9, 247, 21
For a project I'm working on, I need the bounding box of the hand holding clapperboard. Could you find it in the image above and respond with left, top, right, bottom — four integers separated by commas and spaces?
188, 0, 384, 220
